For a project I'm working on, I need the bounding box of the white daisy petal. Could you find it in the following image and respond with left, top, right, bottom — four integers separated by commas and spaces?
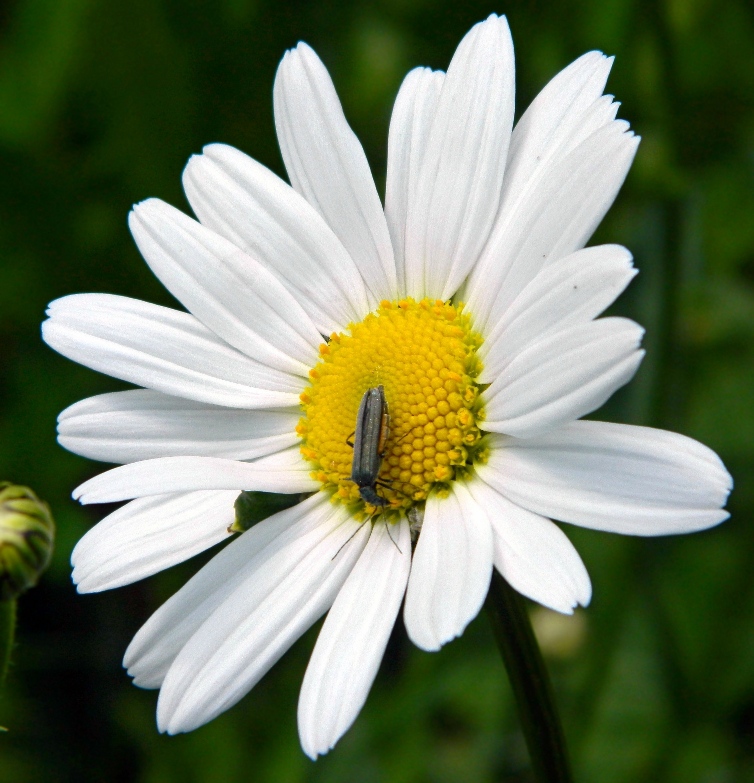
483, 317, 645, 438
478, 244, 637, 383
72, 448, 317, 504
460, 50, 618, 318
183, 143, 369, 333
478, 421, 733, 535
125, 492, 330, 688
72, 490, 237, 593
129, 198, 320, 375
57, 389, 299, 463
405, 14, 515, 300
42, 294, 303, 408
498, 51, 615, 215
467, 477, 591, 614
298, 518, 411, 759
385, 67, 445, 296
466, 120, 640, 333
273, 43, 396, 305
156, 505, 370, 734
404, 482, 493, 651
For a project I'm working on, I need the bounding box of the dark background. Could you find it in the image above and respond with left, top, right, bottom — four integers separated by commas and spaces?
1, 0, 753, 780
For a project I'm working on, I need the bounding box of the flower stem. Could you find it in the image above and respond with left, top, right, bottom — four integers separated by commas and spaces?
0, 599, 17, 684
485, 571, 573, 783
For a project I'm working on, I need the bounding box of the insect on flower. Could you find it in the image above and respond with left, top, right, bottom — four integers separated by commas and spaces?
349, 386, 391, 508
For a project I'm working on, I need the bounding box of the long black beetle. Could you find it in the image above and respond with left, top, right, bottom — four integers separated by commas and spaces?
349, 385, 390, 507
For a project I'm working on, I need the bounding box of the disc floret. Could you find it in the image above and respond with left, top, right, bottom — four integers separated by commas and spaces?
298, 298, 485, 518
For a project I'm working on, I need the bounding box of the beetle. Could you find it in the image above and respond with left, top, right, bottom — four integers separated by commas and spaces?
349, 385, 391, 507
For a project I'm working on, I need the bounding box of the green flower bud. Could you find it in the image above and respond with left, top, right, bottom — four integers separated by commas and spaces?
0, 483, 55, 601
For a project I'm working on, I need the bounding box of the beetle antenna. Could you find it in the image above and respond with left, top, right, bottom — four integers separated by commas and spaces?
331, 519, 367, 561
384, 521, 403, 554
375, 479, 411, 502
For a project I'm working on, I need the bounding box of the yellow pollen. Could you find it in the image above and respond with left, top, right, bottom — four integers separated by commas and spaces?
298, 298, 485, 518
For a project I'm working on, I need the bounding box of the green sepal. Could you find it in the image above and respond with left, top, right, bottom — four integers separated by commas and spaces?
230, 491, 307, 533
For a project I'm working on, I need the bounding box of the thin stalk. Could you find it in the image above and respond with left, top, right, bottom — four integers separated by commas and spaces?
485, 570, 572, 783
0, 599, 17, 684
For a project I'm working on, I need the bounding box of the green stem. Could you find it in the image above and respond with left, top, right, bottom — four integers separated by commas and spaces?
0, 599, 17, 684
485, 571, 573, 783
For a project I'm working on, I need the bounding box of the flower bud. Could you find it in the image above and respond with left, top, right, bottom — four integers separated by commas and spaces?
0, 483, 55, 601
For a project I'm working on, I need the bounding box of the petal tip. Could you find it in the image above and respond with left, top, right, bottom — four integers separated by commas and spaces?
300, 739, 324, 761
291, 40, 315, 61
181, 154, 203, 183
407, 624, 459, 653
131, 197, 158, 215
73, 576, 93, 594
412, 638, 443, 653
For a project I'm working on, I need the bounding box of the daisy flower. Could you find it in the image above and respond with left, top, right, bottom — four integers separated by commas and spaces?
42, 14, 731, 758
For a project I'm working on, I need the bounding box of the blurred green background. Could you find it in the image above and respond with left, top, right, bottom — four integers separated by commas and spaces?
1, 0, 753, 780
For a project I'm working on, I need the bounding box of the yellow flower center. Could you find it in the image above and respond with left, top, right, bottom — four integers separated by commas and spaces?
297, 298, 485, 518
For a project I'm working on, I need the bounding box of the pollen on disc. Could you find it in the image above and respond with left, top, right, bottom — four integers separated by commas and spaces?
297, 299, 484, 517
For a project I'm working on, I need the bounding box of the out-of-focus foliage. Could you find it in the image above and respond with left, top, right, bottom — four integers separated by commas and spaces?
0, 0, 752, 780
